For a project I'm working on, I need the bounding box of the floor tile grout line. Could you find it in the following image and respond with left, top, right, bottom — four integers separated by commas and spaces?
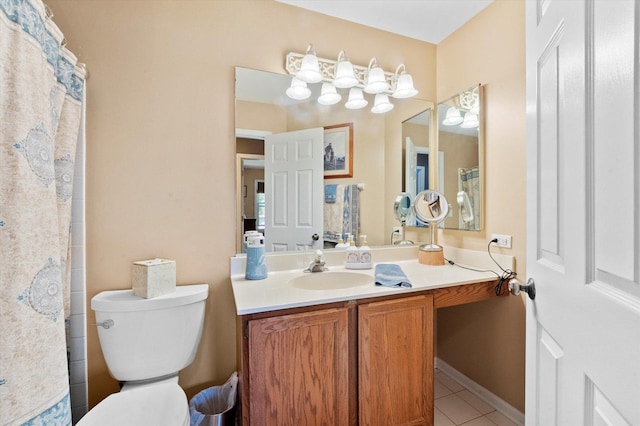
434, 370, 503, 426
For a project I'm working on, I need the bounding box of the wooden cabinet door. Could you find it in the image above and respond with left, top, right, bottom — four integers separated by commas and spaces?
359, 295, 434, 426
248, 307, 352, 426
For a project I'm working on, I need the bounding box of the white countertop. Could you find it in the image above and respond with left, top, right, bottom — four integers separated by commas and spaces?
231, 245, 514, 315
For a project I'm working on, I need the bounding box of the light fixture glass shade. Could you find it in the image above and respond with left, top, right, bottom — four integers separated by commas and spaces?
371, 93, 394, 113
286, 77, 311, 100
460, 111, 479, 128
317, 82, 341, 105
364, 66, 390, 94
392, 73, 418, 98
333, 60, 358, 88
345, 88, 368, 109
296, 53, 323, 83
442, 107, 463, 126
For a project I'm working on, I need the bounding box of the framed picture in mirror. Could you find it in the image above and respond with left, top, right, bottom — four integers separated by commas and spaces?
323, 123, 353, 178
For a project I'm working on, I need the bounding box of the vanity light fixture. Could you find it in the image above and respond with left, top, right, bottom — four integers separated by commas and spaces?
391, 64, 419, 98
333, 51, 359, 88
296, 44, 323, 83
363, 58, 390, 94
284, 44, 418, 113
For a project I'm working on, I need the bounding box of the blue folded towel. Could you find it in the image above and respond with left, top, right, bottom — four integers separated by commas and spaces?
325, 184, 337, 203
375, 264, 412, 288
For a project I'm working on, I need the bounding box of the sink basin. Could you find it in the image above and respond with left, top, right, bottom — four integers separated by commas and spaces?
289, 271, 372, 290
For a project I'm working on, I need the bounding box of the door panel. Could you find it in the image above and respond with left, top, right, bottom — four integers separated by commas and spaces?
359, 295, 434, 426
265, 128, 324, 251
248, 308, 351, 426
526, 0, 640, 424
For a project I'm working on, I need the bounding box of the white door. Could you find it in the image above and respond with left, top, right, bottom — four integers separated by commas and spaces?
264, 128, 324, 252
405, 136, 419, 226
526, 0, 640, 424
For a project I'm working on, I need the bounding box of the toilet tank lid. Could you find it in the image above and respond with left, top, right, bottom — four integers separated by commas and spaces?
92, 283, 209, 313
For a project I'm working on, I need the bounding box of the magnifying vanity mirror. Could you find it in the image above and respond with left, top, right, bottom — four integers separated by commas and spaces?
393, 192, 413, 245
414, 189, 449, 265
235, 66, 433, 253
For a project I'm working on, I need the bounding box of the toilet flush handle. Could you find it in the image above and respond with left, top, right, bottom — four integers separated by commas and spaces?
95, 319, 114, 329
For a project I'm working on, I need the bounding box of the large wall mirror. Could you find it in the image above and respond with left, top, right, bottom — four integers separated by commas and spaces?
235, 67, 433, 253
403, 85, 483, 231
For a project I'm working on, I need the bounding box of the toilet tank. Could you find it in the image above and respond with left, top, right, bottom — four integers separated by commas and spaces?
91, 284, 208, 382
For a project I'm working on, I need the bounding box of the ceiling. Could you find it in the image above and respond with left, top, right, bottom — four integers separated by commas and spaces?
275, 0, 494, 44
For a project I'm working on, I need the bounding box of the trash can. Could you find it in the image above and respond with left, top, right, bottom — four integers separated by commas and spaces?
189, 371, 238, 426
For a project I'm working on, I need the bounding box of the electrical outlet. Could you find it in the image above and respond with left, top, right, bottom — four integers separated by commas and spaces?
492, 234, 512, 248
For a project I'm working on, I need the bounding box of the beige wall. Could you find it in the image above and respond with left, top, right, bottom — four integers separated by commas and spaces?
48, 0, 525, 413
433, 0, 527, 412
46, 0, 437, 407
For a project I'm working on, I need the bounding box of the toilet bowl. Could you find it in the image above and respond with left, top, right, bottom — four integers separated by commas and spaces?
78, 382, 189, 426
78, 284, 208, 426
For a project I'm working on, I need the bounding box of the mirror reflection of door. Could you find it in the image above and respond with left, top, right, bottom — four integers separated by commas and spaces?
264, 128, 324, 252
255, 180, 265, 230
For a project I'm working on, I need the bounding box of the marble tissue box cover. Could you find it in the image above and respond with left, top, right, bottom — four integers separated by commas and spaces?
132, 258, 176, 298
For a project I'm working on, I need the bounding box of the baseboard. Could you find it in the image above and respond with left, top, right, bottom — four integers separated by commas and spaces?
435, 357, 525, 426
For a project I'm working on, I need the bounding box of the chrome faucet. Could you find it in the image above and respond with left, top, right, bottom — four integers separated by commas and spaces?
304, 250, 328, 273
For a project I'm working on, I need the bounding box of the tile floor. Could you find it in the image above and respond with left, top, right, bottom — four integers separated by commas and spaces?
434, 369, 518, 426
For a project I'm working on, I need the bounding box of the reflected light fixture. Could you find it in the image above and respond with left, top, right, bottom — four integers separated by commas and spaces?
317, 82, 341, 105
284, 44, 419, 113
442, 107, 464, 126
286, 77, 311, 100
460, 111, 479, 128
371, 93, 394, 113
345, 88, 368, 109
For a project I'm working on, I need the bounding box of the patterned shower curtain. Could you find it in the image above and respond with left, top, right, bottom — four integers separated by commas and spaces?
0, 0, 85, 424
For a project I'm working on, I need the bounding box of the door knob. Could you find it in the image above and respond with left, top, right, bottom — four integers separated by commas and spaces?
509, 278, 536, 300
312, 234, 319, 241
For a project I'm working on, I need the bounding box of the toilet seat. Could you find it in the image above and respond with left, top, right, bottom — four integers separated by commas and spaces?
77, 382, 189, 426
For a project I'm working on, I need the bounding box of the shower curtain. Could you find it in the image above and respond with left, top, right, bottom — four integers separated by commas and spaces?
458, 167, 480, 230
0, 1, 86, 424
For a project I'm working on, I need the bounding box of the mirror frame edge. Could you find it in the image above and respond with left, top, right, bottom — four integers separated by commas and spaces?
431, 83, 484, 232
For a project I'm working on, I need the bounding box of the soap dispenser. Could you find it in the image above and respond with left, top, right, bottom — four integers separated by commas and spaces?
245, 235, 268, 280
358, 235, 372, 264
335, 234, 349, 249
346, 234, 359, 264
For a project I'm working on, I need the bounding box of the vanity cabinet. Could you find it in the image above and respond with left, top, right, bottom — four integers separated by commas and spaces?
241, 294, 434, 426
245, 306, 354, 425
359, 295, 434, 425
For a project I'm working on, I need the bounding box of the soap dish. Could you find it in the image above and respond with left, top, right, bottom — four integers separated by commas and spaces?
345, 262, 373, 270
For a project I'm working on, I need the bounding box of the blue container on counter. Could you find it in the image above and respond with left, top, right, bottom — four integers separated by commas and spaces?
245, 235, 268, 280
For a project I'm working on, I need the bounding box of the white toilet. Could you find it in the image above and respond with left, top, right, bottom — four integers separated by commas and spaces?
78, 283, 209, 426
